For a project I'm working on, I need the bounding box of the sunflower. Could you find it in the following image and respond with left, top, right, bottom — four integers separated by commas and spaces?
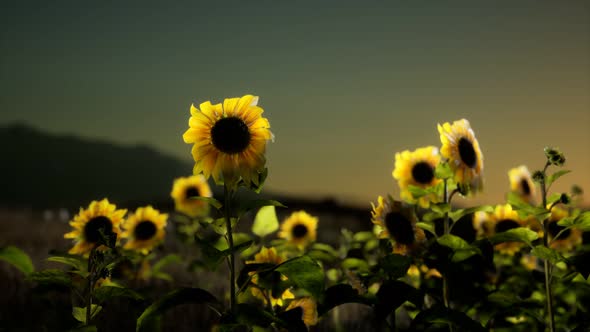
547, 205, 581, 251
438, 119, 484, 192
121, 206, 168, 254
475, 204, 526, 255
246, 247, 294, 307
278, 211, 318, 248
64, 199, 127, 255
182, 95, 273, 188
508, 165, 537, 205
286, 297, 319, 328
170, 175, 213, 217
392, 146, 442, 208
371, 196, 425, 255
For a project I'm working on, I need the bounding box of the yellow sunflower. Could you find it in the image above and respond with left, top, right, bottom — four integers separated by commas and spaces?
475, 204, 526, 255
392, 146, 442, 208
547, 205, 581, 251
286, 297, 319, 328
64, 199, 127, 255
438, 119, 484, 192
182, 95, 273, 188
170, 175, 213, 217
246, 247, 294, 307
508, 165, 537, 205
121, 206, 168, 254
371, 196, 425, 255
278, 211, 318, 248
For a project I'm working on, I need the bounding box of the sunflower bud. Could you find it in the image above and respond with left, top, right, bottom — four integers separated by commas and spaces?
544, 147, 565, 166
571, 185, 583, 196
532, 171, 545, 183
560, 193, 571, 205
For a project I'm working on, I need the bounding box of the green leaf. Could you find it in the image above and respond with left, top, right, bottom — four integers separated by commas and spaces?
136, 288, 220, 332
489, 227, 539, 246
252, 206, 279, 237
94, 286, 144, 303
238, 199, 286, 217
341, 258, 370, 272
318, 284, 373, 316
435, 162, 453, 179
437, 234, 481, 262
207, 217, 239, 235
0, 246, 34, 275
431, 203, 451, 215
247, 167, 269, 194
407, 185, 431, 199
569, 212, 590, 231
72, 305, 102, 323
352, 231, 375, 242
531, 245, 566, 265
379, 254, 412, 279
546, 170, 571, 188
275, 255, 325, 300
375, 280, 422, 320
416, 222, 436, 236
196, 237, 253, 270
411, 306, 486, 332
47, 255, 87, 272
547, 193, 562, 206
507, 192, 551, 220
188, 196, 223, 210
151, 254, 183, 275
449, 205, 494, 222
26, 269, 72, 287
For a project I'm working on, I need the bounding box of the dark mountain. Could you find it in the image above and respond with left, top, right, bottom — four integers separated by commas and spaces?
0, 123, 194, 209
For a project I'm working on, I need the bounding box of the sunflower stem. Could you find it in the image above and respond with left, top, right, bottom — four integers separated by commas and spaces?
223, 184, 236, 313
442, 179, 453, 332
86, 247, 96, 326
540, 162, 556, 332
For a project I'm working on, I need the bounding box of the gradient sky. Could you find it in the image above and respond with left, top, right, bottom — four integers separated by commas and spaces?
1, 1, 589, 207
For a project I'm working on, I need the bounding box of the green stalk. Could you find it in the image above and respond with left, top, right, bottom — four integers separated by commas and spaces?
442, 179, 453, 332
540, 163, 556, 332
86, 247, 96, 326
224, 184, 236, 313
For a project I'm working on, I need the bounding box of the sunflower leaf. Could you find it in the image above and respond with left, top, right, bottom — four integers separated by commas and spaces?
238, 199, 286, 218
94, 286, 144, 303
148, 254, 183, 281
435, 162, 453, 180
375, 280, 422, 320
341, 258, 370, 272
565, 211, 590, 231
546, 170, 571, 188
489, 227, 539, 246
73, 305, 102, 324
531, 245, 566, 265
507, 192, 550, 220
47, 255, 87, 273
0, 246, 34, 276
379, 254, 412, 279
188, 196, 222, 210
449, 205, 494, 222
416, 222, 436, 236
136, 288, 220, 332
407, 185, 432, 199
252, 206, 279, 237
275, 255, 325, 300
437, 234, 481, 262
26, 269, 72, 288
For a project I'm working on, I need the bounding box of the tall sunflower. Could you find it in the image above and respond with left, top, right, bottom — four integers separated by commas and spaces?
371, 196, 425, 255
121, 206, 168, 254
475, 204, 526, 255
438, 119, 484, 192
392, 146, 442, 208
285, 297, 319, 328
170, 175, 212, 217
246, 247, 294, 307
508, 165, 536, 205
182, 95, 273, 188
278, 211, 318, 248
64, 199, 127, 255
547, 205, 581, 251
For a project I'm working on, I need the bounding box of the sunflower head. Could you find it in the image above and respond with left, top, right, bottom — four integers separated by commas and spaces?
371, 196, 425, 255
474, 204, 526, 255
437, 119, 484, 193
278, 211, 318, 249
182, 95, 273, 190
393, 146, 442, 208
64, 199, 127, 255
170, 175, 212, 217
121, 206, 168, 254
547, 205, 581, 251
508, 165, 537, 205
246, 247, 294, 307
285, 297, 319, 328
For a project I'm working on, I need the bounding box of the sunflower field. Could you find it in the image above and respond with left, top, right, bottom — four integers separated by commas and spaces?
1, 94, 590, 332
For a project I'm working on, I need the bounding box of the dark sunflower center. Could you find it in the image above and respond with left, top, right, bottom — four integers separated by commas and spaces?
134, 220, 157, 240
411, 161, 434, 184
185, 186, 200, 199
292, 224, 308, 239
494, 219, 520, 233
384, 212, 415, 245
548, 221, 570, 239
84, 216, 113, 243
520, 179, 531, 195
458, 137, 477, 168
210, 117, 251, 154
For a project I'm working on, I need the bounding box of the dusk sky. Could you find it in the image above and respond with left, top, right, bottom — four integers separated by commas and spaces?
1, 1, 589, 207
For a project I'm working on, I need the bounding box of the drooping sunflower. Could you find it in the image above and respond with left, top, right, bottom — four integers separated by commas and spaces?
508, 165, 537, 205
121, 206, 168, 254
392, 146, 442, 208
170, 175, 213, 217
64, 199, 127, 255
182, 95, 273, 188
286, 297, 319, 328
371, 196, 425, 255
438, 119, 484, 192
475, 204, 526, 255
246, 247, 294, 307
547, 205, 581, 251
278, 211, 318, 248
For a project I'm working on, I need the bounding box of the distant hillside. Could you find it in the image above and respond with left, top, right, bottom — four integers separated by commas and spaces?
0, 123, 194, 209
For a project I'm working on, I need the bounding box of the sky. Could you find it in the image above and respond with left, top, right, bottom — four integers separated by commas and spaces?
1, 1, 589, 207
